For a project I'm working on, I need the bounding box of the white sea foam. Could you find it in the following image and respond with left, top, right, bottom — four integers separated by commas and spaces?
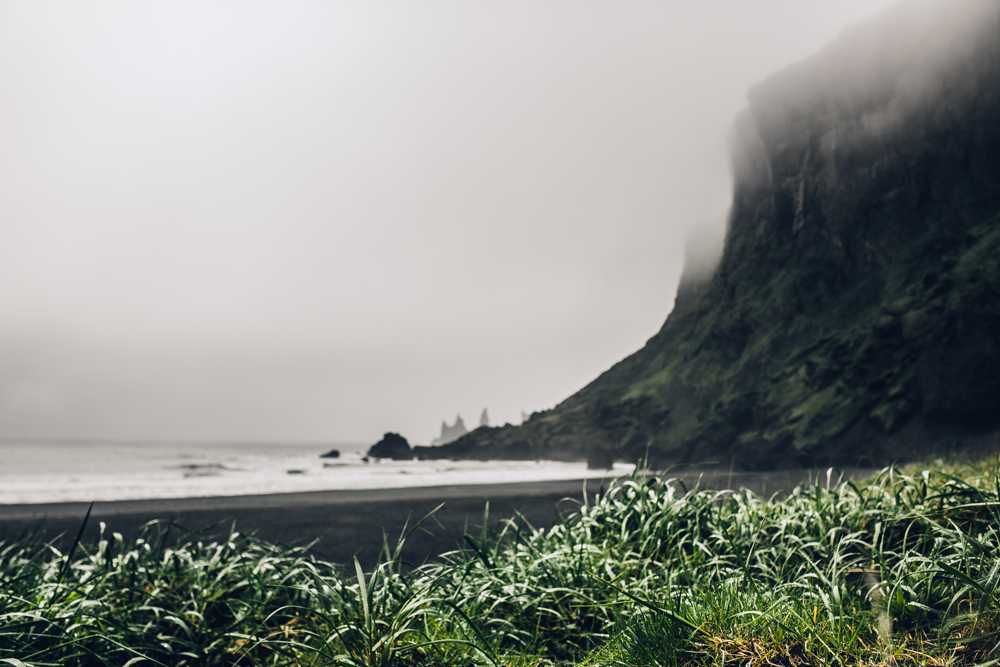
0, 441, 633, 504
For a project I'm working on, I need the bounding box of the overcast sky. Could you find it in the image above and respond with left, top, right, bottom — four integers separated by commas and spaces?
0, 0, 900, 445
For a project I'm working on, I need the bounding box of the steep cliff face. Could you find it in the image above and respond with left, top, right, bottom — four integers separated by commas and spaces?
430, 0, 1000, 469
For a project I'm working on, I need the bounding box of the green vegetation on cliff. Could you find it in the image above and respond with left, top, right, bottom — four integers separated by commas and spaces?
433, 0, 1000, 469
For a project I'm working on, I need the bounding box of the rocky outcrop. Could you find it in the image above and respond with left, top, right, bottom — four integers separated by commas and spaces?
367, 433, 413, 461
422, 0, 1000, 469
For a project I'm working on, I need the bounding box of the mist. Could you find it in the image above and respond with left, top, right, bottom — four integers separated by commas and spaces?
0, 0, 903, 444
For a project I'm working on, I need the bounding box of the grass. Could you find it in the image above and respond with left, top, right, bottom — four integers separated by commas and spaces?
3, 457, 1000, 666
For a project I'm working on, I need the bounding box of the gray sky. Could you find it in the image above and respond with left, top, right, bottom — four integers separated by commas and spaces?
0, 0, 899, 444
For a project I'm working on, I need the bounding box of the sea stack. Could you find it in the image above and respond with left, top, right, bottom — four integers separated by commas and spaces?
431, 415, 468, 445
367, 433, 414, 461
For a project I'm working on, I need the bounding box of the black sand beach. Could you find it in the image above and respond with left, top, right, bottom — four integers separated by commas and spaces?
0, 467, 876, 568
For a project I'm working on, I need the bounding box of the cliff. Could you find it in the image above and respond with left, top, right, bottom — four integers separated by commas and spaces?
427, 0, 1000, 469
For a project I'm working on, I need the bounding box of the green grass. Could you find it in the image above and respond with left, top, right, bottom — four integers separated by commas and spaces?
4, 457, 1000, 666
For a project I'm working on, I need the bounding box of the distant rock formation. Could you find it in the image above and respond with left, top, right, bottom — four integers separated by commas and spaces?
367, 433, 413, 460
319, 449, 340, 459
479, 408, 489, 427
431, 415, 468, 445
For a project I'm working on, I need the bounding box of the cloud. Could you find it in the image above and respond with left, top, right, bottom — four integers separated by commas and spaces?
0, 0, 904, 442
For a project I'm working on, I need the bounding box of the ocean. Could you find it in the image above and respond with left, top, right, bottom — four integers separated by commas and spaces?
0, 440, 634, 505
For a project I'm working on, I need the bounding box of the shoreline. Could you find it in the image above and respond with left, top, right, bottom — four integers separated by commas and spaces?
0, 448, 637, 505
0, 467, 877, 567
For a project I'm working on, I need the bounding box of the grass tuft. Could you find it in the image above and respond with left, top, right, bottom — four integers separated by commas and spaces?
3, 456, 1000, 665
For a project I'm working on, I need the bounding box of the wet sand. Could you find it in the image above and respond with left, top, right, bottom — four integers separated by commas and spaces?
0, 467, 875, 569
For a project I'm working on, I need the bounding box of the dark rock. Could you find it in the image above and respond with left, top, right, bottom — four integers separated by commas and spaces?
586, 447, 615, 470
319, 449, 340, 459
367, 433, 413, 461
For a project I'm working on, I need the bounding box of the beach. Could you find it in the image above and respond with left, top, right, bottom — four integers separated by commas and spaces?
0, 467, 876, 568
0, 440, 637, 504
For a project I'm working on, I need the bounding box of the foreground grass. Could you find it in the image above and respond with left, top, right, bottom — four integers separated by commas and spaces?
3, 458, 1000, 666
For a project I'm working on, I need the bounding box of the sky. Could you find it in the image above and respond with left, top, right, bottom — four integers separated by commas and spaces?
0, 0, 901, 445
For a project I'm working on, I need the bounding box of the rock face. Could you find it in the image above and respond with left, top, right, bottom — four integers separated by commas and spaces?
422, 0, 1000, 469
367, 433, 413, 461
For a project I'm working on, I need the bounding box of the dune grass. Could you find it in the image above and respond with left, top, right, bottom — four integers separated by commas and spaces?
3, 457, 1000, 666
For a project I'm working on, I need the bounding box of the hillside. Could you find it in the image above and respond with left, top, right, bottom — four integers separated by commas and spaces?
422, 0, 1000, 469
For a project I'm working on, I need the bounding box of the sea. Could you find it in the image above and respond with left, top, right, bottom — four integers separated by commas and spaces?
0, 440, 634, 505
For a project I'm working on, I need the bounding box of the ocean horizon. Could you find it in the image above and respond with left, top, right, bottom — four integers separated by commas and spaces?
0, 439, 634, 505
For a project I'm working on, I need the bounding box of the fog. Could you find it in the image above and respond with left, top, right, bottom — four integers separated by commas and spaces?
0, 0, 901, 444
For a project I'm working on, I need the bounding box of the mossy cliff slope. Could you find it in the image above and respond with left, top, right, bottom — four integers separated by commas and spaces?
429, 0, 1000, 469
